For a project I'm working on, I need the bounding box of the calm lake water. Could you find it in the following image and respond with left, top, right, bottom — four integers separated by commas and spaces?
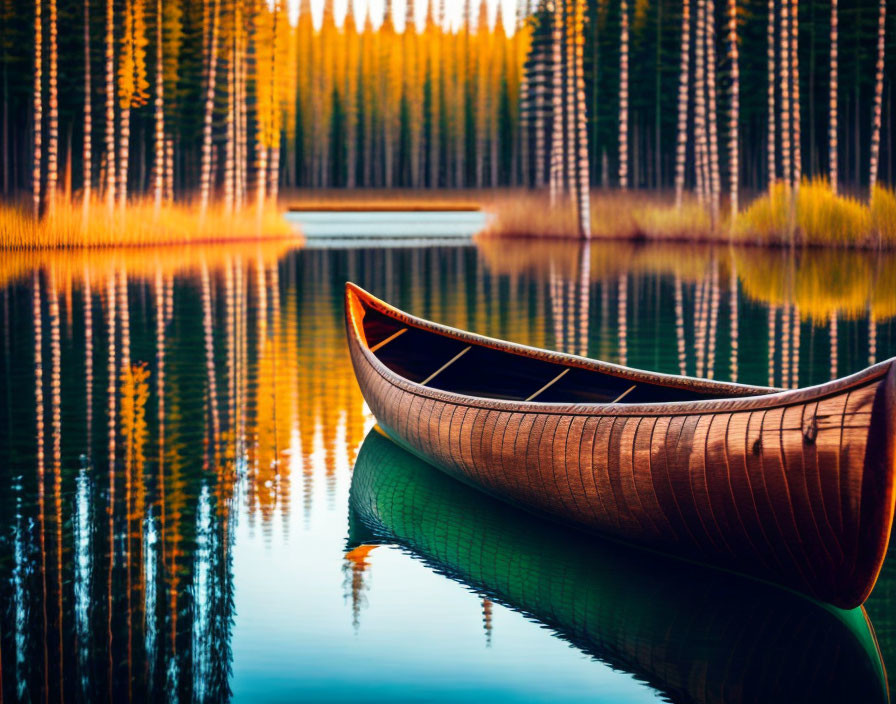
1, 238, 896, 702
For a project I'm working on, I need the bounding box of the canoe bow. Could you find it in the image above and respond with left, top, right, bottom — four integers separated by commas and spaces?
344, 282, 896, 608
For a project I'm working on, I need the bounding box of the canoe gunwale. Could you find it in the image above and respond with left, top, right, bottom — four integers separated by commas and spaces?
345, 282, 894, 418
345, 282, 896, 608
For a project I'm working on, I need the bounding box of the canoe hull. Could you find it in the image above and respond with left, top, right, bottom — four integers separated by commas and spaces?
349, 430, 889, 704
345, 283, 896, 608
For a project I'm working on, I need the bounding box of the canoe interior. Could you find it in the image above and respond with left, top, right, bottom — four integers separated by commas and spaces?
360, 301, 735, 404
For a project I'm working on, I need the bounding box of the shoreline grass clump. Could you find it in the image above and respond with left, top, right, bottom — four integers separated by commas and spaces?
0, 198, 299, 249
479, 190, 715, 242
735, 179, 896, 248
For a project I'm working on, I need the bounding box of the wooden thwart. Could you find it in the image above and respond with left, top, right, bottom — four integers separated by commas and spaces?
420, 346, 472, 386
370, 328, 407, 353
611, 385, 637, 403
525, 369, 570, 402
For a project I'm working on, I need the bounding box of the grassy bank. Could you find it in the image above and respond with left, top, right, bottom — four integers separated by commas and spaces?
737, 181, 896, 247
0, 198, 298, 249
478, 182, 896, 248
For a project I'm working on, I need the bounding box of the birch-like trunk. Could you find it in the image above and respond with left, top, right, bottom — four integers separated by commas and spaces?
223, 25, 235, 215
46, 0, 57, 212
153, 0, 164, 213
618, 0, 629, 189
868, 0, 886, 193
236, 4, 247, 209
727, 0, 739, 215
829, 0, 838, 193
673, 0, 691, 209
778, 0, 791, 187
33, 0, 42, 218
571, 0, 590, 237
705, 0, 720, 214
766, 0, 776, 187
533, 32, 547, 188
83, 0, 92, 219
694, 0, 709, 205
199, 0, 220, 218
104, 0, 116, 214
118, 102, 129, 209
549, 0, 566, 205
790, 0, 800, 186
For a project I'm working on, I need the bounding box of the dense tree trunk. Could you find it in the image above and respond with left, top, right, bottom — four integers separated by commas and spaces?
778, 0, 791, 187
705, 0, 720, 214
790, 0, 800, 186
549, 0, 566, 204
33, 0, 42, 217
727, 0, 739, 214
223, 11, 235, 215
767, 0, 776, 187
829, 0, 838, 193
618, 0, 629, 189
694, 0, 708, 204
869, 0, 886, 193
153, 0, 164, 212
198, 0, 220, 217
104, 0, 116, 213
83, 0, 92, 218
674, 0, 691, 209
46, 0, 57, 212
571, 0, 589, 236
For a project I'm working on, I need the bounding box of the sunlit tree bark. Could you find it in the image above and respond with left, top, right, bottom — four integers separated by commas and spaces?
618, 0, 629, 189
267, 0, 283, 204
46, 0, 57, 212
571, 0, 589, 236
33, 0, 42, 218
673, 0, 690, 209
705, 0, 720, 214
693, 0, 708, 204
727, 0, 739, 214
778, 0, 791, 187
868, 0, 886, 193
223, 2, 236, 215
83, 0, 92, 220
766, 0, 776, 187
828, 0, 838, 194
790, 0, 800, 186
153, 0, 164, 213
549, 0, 566, 204
198, 0, 220, 218
103, 0, 116, 213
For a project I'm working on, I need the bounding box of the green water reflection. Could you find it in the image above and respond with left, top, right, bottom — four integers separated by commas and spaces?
0, 241, 894, 702
350, 429, 888, 704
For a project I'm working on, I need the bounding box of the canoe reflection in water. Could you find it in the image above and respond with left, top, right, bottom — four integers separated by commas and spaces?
348, 430, 889, 704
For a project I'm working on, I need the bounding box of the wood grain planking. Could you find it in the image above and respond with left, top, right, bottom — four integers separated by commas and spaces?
346, 283, 896, 607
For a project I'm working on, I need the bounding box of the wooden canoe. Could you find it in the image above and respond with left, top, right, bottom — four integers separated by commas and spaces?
344, 282, 896, 608
348, 430, 889, 704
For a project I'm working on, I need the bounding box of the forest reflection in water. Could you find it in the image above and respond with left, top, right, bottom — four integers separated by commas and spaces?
0, 240, 895, 702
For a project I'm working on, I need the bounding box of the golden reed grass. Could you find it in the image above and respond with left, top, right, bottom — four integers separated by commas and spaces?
736, 180, 896, 247
480, 182, 896, 248
479, 190, 715, 242
0, 197, 299, 249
